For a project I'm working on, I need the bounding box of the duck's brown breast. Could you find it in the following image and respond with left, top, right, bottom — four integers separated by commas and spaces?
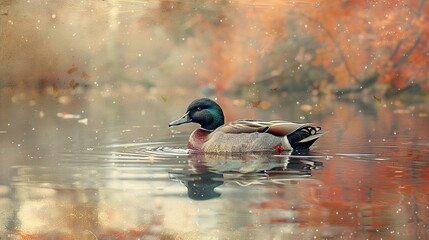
188, 128, 212, 151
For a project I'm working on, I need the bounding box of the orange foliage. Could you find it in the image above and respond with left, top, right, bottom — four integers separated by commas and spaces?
292, 0, 429, 91
155, 1, 292, 91
154, 1, 428, 94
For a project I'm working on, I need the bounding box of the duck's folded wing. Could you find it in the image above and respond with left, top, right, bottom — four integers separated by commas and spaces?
218, 120, 312, 137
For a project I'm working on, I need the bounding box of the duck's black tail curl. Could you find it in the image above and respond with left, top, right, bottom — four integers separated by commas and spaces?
287, 126, 324, 150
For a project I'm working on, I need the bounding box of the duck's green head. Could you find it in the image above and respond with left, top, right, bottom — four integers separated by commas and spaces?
169, 98, 224, 131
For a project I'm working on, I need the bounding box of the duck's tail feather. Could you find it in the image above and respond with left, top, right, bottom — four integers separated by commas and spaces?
286, 126, 324, 150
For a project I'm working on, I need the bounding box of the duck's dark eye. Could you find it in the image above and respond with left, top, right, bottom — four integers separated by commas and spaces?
196, 107, 202, 111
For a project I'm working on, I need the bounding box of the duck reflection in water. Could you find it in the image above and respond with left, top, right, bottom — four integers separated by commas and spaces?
169, 150, 323, 201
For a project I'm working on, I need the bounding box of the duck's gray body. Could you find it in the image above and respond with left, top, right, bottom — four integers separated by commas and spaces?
204, 131, 284, 152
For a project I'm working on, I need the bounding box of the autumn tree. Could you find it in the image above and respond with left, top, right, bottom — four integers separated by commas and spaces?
292, 0, 429, 97
146, 1, 429, 98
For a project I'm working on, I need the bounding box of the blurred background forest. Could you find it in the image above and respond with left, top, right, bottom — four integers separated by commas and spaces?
1, 0, 428, 100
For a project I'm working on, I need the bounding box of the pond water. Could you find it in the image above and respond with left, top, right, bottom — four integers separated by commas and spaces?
0, 91, 428, 239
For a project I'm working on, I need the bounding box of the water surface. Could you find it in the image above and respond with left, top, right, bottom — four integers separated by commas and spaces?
1, 92, 428, 240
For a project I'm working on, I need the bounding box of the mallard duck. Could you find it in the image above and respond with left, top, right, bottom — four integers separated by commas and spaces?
169, 98, 324, 152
